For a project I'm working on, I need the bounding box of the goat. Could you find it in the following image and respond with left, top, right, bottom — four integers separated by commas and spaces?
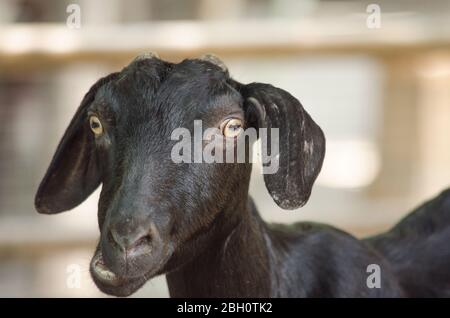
35, 53, 450, 297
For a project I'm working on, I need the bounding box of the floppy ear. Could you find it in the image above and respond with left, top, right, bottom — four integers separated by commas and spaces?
241, 83, 325, 210
35, 73, 118, 214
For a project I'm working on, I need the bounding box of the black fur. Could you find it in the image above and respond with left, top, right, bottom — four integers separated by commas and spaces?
35, 55, 450, 297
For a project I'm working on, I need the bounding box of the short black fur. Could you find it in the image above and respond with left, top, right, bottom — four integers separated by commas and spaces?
35, 54, 450, 297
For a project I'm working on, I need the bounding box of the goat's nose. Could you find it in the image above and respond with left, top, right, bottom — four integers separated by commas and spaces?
108, 224, 152, 252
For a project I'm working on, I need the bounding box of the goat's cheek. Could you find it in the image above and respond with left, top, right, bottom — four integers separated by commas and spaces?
97, 197, 110, 228
94, 133, 112, 149
97, 210, 107, 228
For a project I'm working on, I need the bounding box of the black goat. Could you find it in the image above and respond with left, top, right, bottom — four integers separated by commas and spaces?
35, 53, 450, 297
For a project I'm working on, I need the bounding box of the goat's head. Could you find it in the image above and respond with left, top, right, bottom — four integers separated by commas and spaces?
34, 54, 325, 296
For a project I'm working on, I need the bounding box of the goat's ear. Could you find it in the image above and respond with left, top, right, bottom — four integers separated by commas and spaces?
242, 83, 325, 210
35, 73, 117, 214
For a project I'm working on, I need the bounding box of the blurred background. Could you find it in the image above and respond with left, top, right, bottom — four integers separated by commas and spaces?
0, 0, 449, 297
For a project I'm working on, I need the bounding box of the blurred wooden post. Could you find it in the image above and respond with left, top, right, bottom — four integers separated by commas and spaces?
415, 53, 450, 198
371, 53, 450, 200
370, 55, 421, 198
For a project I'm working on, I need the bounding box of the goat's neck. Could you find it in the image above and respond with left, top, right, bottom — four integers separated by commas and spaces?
166, 198, 278, 297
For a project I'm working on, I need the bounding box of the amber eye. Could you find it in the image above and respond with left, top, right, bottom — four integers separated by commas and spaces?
220, 118, 243, 138
89, 116, 103, 135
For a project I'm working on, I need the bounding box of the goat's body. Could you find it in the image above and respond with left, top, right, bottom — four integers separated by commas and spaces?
365, 188, 450, 297
167, 189, 450, 297
265, 223, 403, 297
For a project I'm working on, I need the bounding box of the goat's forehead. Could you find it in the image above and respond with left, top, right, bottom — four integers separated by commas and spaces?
93, 59, 240, 117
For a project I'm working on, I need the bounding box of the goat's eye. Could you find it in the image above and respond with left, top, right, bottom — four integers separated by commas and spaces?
89, 116, 103, 135
220, 118, 243, 138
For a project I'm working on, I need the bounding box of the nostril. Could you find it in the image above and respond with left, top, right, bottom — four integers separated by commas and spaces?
107, 227, 152, 252
132, 234, 152, 250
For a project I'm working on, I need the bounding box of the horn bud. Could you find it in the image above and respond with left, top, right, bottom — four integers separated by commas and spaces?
199, 53, 228, 72
133, 52, 160, 62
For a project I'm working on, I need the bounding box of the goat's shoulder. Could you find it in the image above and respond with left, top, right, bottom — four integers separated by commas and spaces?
266, 222, 402, 297
268, 221, 357, 246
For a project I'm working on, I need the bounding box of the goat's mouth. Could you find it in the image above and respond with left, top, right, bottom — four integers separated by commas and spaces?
90, 251, 149, 297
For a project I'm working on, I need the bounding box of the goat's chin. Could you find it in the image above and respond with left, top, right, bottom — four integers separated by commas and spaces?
92, 274, 148, 297
89, 251, 156, 297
